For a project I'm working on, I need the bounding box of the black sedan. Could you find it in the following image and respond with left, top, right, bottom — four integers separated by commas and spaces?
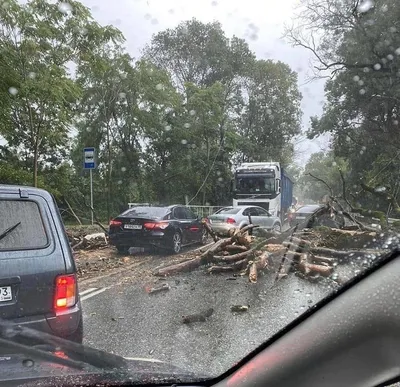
108, 205, 208, 254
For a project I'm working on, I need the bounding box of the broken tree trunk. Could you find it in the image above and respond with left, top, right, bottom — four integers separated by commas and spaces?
154, 257, 203, 277
249, 262, 257, 283
297, 254, 333, 277
202, 221, 219, 242
207, 259, 248, 273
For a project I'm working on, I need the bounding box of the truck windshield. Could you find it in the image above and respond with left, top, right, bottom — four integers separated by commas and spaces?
235, 176, 276, 194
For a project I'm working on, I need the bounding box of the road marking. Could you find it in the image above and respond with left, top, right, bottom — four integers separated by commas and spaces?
80, 287, 109, 301
80, 288, 97, 296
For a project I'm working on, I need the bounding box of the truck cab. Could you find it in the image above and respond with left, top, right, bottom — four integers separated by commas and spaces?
232, 162, 293, 222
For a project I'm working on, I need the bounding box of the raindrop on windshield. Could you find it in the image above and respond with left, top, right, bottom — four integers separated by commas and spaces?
359, 89, 366, 95
395, 47, 400, 55
8, 87, 18, 95
358, 80, 364, 86
373, 63, 381, 70
119, 92, 126, 99
165, 125, 171, 131
58, 2, 73, 14
156, 84, 163, 90
184, 123, 191, 128
357, 0, 374, 13
387, 54, 394, 60
353, 75, 360, 82
181, 139, 188, 145
189, 110, 196, 116
28, 72, 36, 79
121, 167, 127, 172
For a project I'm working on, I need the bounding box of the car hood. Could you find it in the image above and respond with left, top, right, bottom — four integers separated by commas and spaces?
0, 349, 207, 386
1, 352, 206, 386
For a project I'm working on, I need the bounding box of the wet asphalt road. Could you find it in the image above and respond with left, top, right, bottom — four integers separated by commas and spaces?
80, 263, 337, 378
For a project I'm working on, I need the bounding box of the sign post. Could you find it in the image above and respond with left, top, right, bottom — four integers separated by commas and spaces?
83, 147, 96, 225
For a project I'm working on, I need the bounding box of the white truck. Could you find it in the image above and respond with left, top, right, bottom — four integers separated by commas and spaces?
232, 162, 294, 222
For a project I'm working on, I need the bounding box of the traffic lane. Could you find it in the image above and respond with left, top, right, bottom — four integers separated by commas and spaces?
81, 270, 333, 377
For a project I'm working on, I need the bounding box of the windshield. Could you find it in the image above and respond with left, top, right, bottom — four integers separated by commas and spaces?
1, 0, 399, 384
235, 176, 276, 194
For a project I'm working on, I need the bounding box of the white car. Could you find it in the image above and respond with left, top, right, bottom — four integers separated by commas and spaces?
207, 205, 281, 235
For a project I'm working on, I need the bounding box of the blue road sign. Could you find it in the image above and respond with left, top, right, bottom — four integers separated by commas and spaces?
83, 147, 96, 169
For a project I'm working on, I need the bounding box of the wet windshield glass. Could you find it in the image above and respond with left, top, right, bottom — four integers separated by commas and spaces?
1, 0, 400, 384
235, 176, 276, 194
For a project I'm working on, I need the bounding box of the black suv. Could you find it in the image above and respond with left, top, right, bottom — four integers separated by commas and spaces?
0, 185, 83, 342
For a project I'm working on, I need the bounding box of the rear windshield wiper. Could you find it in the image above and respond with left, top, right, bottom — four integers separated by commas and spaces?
0, 222, 21, 242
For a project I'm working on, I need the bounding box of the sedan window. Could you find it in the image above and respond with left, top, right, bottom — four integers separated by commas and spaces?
173, 207, 187, 219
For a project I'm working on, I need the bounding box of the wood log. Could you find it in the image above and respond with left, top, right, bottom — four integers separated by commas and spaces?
255, 251, 269, 270
213, 249, 253, 263
202, 221, 219, 242
154, 257, 203, 276
310, 247, 368, 259
207, 259, 248, 273
249, 262, 257, 283
182, 308, 214, 324
297, 254, 333, 277
148, 283, 170, 294
200, 238, 233, 259
288, 236, 311, 246
224, 245, 249, 253
311, 255, 337, 265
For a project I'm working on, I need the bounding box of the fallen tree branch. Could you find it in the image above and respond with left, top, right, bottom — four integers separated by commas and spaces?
207, 259, 248, 273
154, 257, 203, 276
202, 221, 219, 242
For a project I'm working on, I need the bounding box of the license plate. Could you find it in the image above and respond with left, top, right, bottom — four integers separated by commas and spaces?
124, 224, 142, 230
211, 219, 223, 223
0, 286, 12, 302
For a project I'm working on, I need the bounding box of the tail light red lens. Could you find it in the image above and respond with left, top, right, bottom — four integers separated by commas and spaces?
144, 222, 169, 230
54, 274, 77, 310
226, 217, 236, 224
110, 219, 122, 227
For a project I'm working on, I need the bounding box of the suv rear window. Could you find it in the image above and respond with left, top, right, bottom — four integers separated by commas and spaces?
0, 200, 48, 250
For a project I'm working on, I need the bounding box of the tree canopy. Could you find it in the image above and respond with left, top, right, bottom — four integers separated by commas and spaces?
0, 2, 303, 222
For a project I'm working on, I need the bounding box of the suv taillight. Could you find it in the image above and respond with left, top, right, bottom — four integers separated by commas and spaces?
54, 274, 77, 310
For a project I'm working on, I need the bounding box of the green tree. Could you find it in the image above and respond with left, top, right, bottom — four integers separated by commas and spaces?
0, 0, 122, 187
237, 60, 302, 164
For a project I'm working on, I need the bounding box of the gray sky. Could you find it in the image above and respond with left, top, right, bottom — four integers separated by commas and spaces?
80, 0, 329, 164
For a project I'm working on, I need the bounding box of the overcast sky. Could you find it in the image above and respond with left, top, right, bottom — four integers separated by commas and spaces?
79, 0, 330, 164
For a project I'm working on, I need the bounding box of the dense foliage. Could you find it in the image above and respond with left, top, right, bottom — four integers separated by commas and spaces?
0, 0, 302, 221
287, 0, 400, 217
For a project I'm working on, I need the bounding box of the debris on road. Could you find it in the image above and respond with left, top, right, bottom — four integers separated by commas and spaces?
148, 283, 170, 294
67, 227, 108, 251
182, 308, 214, 324
153, 213, 387, 285
231, 305, 250, 313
